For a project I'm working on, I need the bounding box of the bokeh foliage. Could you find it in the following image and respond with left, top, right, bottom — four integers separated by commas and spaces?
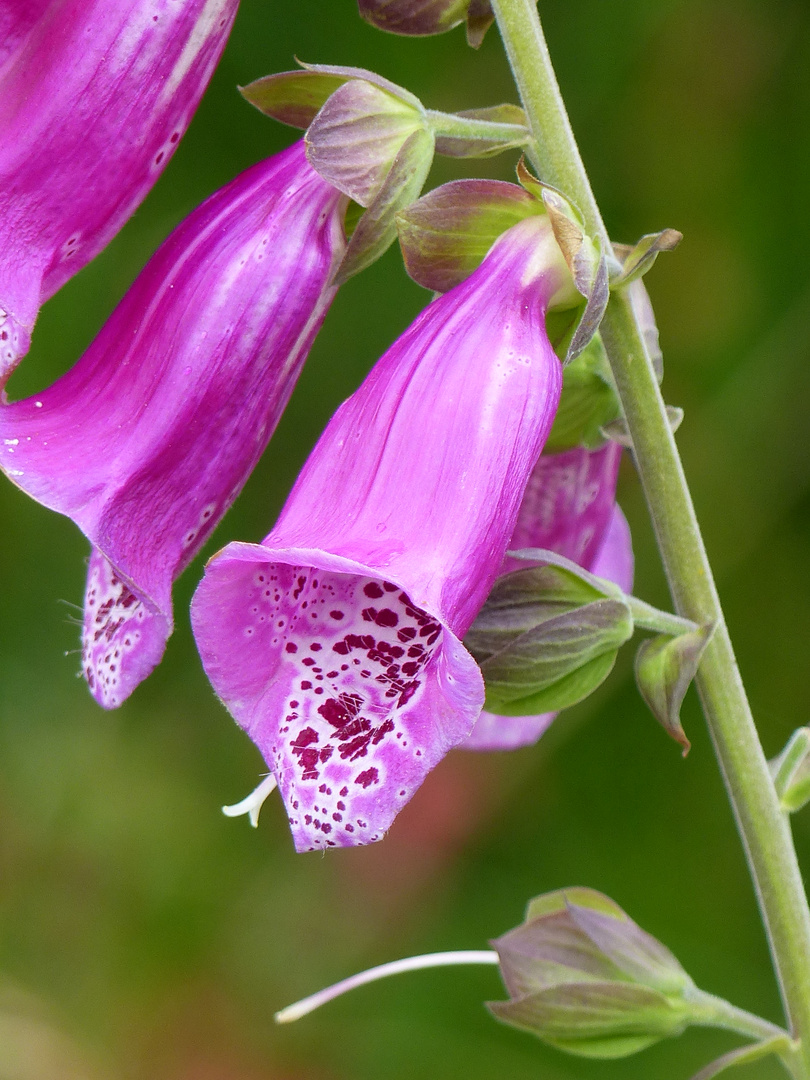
2, 1, 810, 1077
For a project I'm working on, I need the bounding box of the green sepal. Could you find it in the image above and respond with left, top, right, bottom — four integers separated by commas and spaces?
634, 624, 715, 755
396, 179, 541, 293
465, 564, 633, 716
612, 229, 682, 289
488, 982, 689, 1059
770, 727, 810, 813
433, 104, 528, 158
488, 649, 621, 717
333, 126, 434, 285
465, 0, 494, 46
240, 71, 348, 129
240, 63, 421, 129
305, 77, 426, 206
544, 334, 621, 452
517, 160, 608, 362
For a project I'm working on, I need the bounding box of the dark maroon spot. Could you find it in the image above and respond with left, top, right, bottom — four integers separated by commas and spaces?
292, 727, 318, 748
340, 787, 349, 797
300, 680, 312, 689
398, 627, 416, 642
362, 607, 376, 622
298, 748, 320, 780
376, 609, 398, 628
332, 641, 349, 655
345, 824, 354, 833
383, 582, 398, 592
337, 800, 345, 810
321, 823, 332, 834
333, 813, 342, 822
330, 610, 344, 620
355, 767, 379, 788
311, 643, 322, 652
285, 643, 298, 653
290, 700, 299, 708
364, 582, 384, 599
372, 719, 394, 744
302, 657, 315, 667
398, 682, 420, 707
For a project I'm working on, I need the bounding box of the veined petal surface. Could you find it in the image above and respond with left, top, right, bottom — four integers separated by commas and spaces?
1, 142, 346, 707
0, 0, 238, 385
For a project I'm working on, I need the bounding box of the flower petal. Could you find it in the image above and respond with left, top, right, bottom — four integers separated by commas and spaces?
0, 0, 238, 385
2, 142, 346, 706
193, 215, 568, 848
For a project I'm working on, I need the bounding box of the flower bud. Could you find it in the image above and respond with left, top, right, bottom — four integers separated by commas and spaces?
465, 559, 634, 717
770, 728, 810, 813
358, 0, 494, 48
490, 888, 694, 1058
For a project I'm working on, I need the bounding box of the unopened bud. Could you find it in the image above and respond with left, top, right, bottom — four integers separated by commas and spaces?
770, 728, 810, 813
465, 562, 633, 716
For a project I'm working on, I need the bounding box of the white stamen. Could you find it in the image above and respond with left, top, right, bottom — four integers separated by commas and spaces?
221, 773, 278, 827
275, 950, 500, 1024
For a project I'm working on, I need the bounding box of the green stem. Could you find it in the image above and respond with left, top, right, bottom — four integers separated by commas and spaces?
624, 596, 697, 638
687, 988, 788, 1044
490, 0, 810, 1070
425, 109, 529, 149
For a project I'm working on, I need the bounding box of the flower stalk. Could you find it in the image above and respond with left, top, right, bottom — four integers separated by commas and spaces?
425, 109, 528, 146
490, 0, 810, 1071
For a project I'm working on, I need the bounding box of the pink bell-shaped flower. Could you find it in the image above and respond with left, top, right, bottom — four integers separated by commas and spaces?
192, 214, 578, 851
1, 142, 346, 708
0, 0, 238, 385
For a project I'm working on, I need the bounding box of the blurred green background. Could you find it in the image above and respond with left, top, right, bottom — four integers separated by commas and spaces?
3, 1, 810, 1077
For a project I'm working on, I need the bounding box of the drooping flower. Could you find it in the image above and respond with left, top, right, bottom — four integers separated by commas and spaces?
462, 441, 633, 751
192, 213, 579, 851
0, 0, 238, 385
0, 141, 346, 708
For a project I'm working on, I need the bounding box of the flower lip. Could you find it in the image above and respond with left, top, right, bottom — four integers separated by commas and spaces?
192, 543, 484, 853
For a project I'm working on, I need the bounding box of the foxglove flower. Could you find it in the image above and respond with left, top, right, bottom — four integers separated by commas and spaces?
192, 214, 577, 851
462, 442, 633, 751
0, 0, 238, 385
0, 141, 346, 708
